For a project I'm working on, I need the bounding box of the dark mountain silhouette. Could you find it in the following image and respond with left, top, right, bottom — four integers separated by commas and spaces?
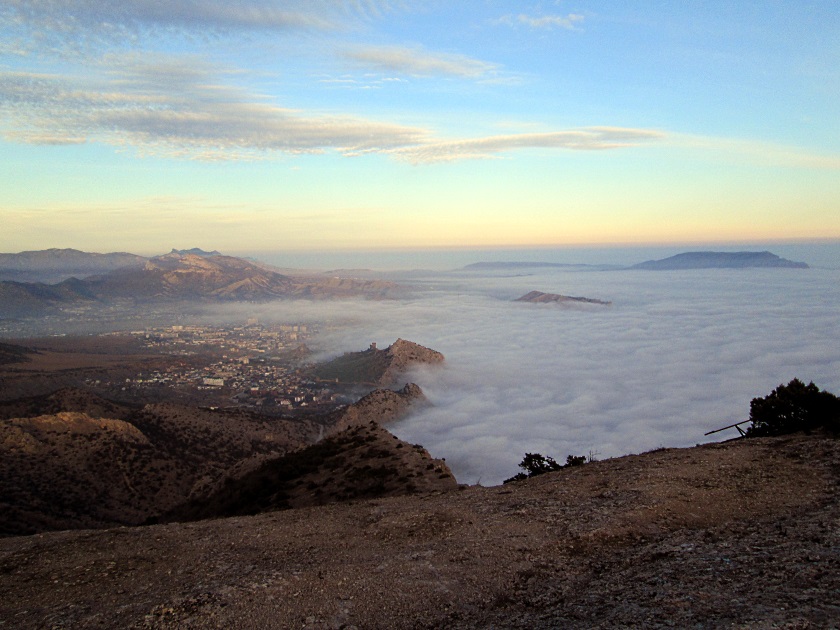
631, 251, 808, 270
169, 248, 222, 257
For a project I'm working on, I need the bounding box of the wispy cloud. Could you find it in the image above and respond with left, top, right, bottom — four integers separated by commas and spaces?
496, 13, 585, 30
0, 56, 428, 159
0, 0, 403, 53
343, 45, 497, 78
393, 127, 665, 164
0, 53, 669, 162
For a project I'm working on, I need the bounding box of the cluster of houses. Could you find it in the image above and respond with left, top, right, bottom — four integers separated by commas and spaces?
86, 322, 355, 412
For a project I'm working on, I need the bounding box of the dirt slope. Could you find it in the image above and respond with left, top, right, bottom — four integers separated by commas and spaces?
1, 434, 838, 629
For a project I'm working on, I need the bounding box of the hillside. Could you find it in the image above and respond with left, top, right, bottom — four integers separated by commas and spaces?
631, 250, 809, 270
311, 339, 445, 386
0, 433, 837, 628
166, 420, 455, 522
0, 384, 432, 536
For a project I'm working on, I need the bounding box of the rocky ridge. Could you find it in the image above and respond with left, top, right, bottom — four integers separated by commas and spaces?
0, 433, 837, 628
0, 383, 433, 536
311, 339, 445, 387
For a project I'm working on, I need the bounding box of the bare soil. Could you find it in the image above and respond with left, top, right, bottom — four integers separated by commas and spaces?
1, 433, 838, 629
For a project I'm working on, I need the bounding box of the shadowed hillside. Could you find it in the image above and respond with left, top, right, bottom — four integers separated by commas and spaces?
166, 421, 456, 522
0, 383, 432, 536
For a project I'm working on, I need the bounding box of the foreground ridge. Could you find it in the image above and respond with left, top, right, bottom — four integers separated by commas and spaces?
1, 434, 838, 628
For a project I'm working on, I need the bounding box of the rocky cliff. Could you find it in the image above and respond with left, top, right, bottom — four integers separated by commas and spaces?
311, 339, 445, 386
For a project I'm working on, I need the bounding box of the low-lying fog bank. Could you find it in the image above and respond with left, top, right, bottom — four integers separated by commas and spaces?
209, 265, 840, 485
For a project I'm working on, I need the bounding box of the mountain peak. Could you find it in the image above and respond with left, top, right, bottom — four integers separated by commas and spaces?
310, 340, 444, 386
632, 251, 809, 270
168, 248, 222, 257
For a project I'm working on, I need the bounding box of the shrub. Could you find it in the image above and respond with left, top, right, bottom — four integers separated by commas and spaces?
746, 378, 840, 437
503, 452, 586, 484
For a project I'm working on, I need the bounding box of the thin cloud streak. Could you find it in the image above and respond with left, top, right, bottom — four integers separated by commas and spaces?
343, 45, 497, 78
392, 127, 666, 163
496, 13, 585, 30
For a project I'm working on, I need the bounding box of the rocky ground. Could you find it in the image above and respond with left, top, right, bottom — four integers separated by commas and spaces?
2, 433, 838, 629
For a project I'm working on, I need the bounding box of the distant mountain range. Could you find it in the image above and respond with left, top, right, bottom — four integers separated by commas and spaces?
0, 248, 147, 283
463, 250, 809, 272
630, 251, 809, 270
0, 248, 146, 272
0, 250, 400, 318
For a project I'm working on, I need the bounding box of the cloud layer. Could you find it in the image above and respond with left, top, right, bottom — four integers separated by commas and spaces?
2, 0, 385, 43
0, 58, 427, 159
0, 56, 665, 161
214, 265, 840, 485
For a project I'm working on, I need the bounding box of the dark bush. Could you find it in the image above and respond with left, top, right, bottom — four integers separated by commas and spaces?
504, 452, 586, 484
746, 378, 840, 437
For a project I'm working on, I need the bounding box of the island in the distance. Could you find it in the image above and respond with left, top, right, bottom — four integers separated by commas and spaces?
515, 290, 611, 305
630, 251, 808, 270
462, 250, 809, 274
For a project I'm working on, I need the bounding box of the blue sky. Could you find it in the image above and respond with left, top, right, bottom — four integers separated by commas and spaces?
1, 1, 838, 255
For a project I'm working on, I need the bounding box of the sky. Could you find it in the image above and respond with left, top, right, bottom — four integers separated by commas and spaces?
1, 1, 839, 255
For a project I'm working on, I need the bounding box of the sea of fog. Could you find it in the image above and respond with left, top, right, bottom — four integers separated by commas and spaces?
224, 245, 840, 485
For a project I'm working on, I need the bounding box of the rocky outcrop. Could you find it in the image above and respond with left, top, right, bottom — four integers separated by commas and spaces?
323, 383, 428, 434
311, 339, 445, 386
515, 290, 611, 305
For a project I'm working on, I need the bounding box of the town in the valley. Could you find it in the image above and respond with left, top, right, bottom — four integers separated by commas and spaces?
83, 322, 360, 414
